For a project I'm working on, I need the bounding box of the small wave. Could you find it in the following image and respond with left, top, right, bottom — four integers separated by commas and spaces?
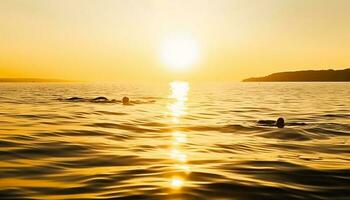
93, 110, 127, 116
57, 155, 160, 168
89, 122, 158, 133
0, 142, 92, 160
178, 124, 256, 133
256, 129, 312, 141
322, 113, 350, 118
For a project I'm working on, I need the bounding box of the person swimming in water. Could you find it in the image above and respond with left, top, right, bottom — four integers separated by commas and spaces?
122, 96, 130, 105
63, 96, 116, 103
257, 117, 306, 128
276, 117, 285, 128
257, 117, 285, 128
61, 96, 154, 105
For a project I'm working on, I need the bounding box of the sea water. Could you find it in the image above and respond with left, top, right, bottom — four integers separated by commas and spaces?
0, 82, 349, 199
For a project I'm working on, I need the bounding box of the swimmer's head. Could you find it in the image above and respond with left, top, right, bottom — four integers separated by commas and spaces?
276, 117, 285, 128
122, 97, 130, 105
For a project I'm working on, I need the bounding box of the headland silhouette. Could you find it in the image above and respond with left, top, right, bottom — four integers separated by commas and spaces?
243, 68, 350, 82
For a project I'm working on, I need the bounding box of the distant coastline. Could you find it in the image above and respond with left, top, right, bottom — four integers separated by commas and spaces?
243, 68, 350, 82
0, 78, 71, 83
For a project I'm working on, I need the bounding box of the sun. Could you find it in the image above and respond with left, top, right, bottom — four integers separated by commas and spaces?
161, 36, 199, 71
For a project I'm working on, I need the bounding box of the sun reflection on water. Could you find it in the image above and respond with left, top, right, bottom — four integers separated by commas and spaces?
172, 131, 187, 145
170, 81, 189, 101
171, 177, 184, 189
167, 81, 190, 190
168, 81, 189, 122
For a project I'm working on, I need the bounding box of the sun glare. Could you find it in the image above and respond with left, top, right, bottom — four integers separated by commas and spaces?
161, 36, 199, 71
170, 177, 184, 189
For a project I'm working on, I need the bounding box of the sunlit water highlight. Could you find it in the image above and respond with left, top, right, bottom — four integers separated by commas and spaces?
0, 82, 349, 200
168, 81, 190, 191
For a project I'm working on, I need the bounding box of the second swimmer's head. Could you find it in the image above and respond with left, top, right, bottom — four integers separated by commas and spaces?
276, 117, 285, 128
122, 97, 130, 105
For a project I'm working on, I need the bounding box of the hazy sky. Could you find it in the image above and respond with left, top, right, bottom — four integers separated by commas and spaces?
1, 0, 349, 81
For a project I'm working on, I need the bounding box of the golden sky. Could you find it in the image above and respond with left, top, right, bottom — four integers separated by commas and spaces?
0, 0, 349, 81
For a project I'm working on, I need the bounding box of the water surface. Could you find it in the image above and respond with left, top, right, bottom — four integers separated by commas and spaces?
0, 82, 349, 199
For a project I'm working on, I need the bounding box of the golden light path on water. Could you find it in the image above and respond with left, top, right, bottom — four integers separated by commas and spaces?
167, 81, 190, 190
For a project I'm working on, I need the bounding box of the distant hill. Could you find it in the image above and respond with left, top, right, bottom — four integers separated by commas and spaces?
243, 68, 350, 82
0, 78, 70, 82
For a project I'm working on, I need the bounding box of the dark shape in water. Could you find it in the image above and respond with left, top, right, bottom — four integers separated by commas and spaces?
257, 120, 276, 125
122, 97, 130, 105
257, 117, 285, 128
92, 96, 109, 102
60, 96, 154, 105
66, 97, 84, 101
276, 117, 285, 128
92, 97, 118, 103
62, 96, 117, 103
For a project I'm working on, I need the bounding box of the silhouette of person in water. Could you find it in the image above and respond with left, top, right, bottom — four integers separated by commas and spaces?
276, 117, 285, 128
63, 96, 116, 103
257, 117, 306, 128
62, 96, 155, 105
258, 117, 285, 128
121, 96, 155, 105
122, 97, 130, 105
